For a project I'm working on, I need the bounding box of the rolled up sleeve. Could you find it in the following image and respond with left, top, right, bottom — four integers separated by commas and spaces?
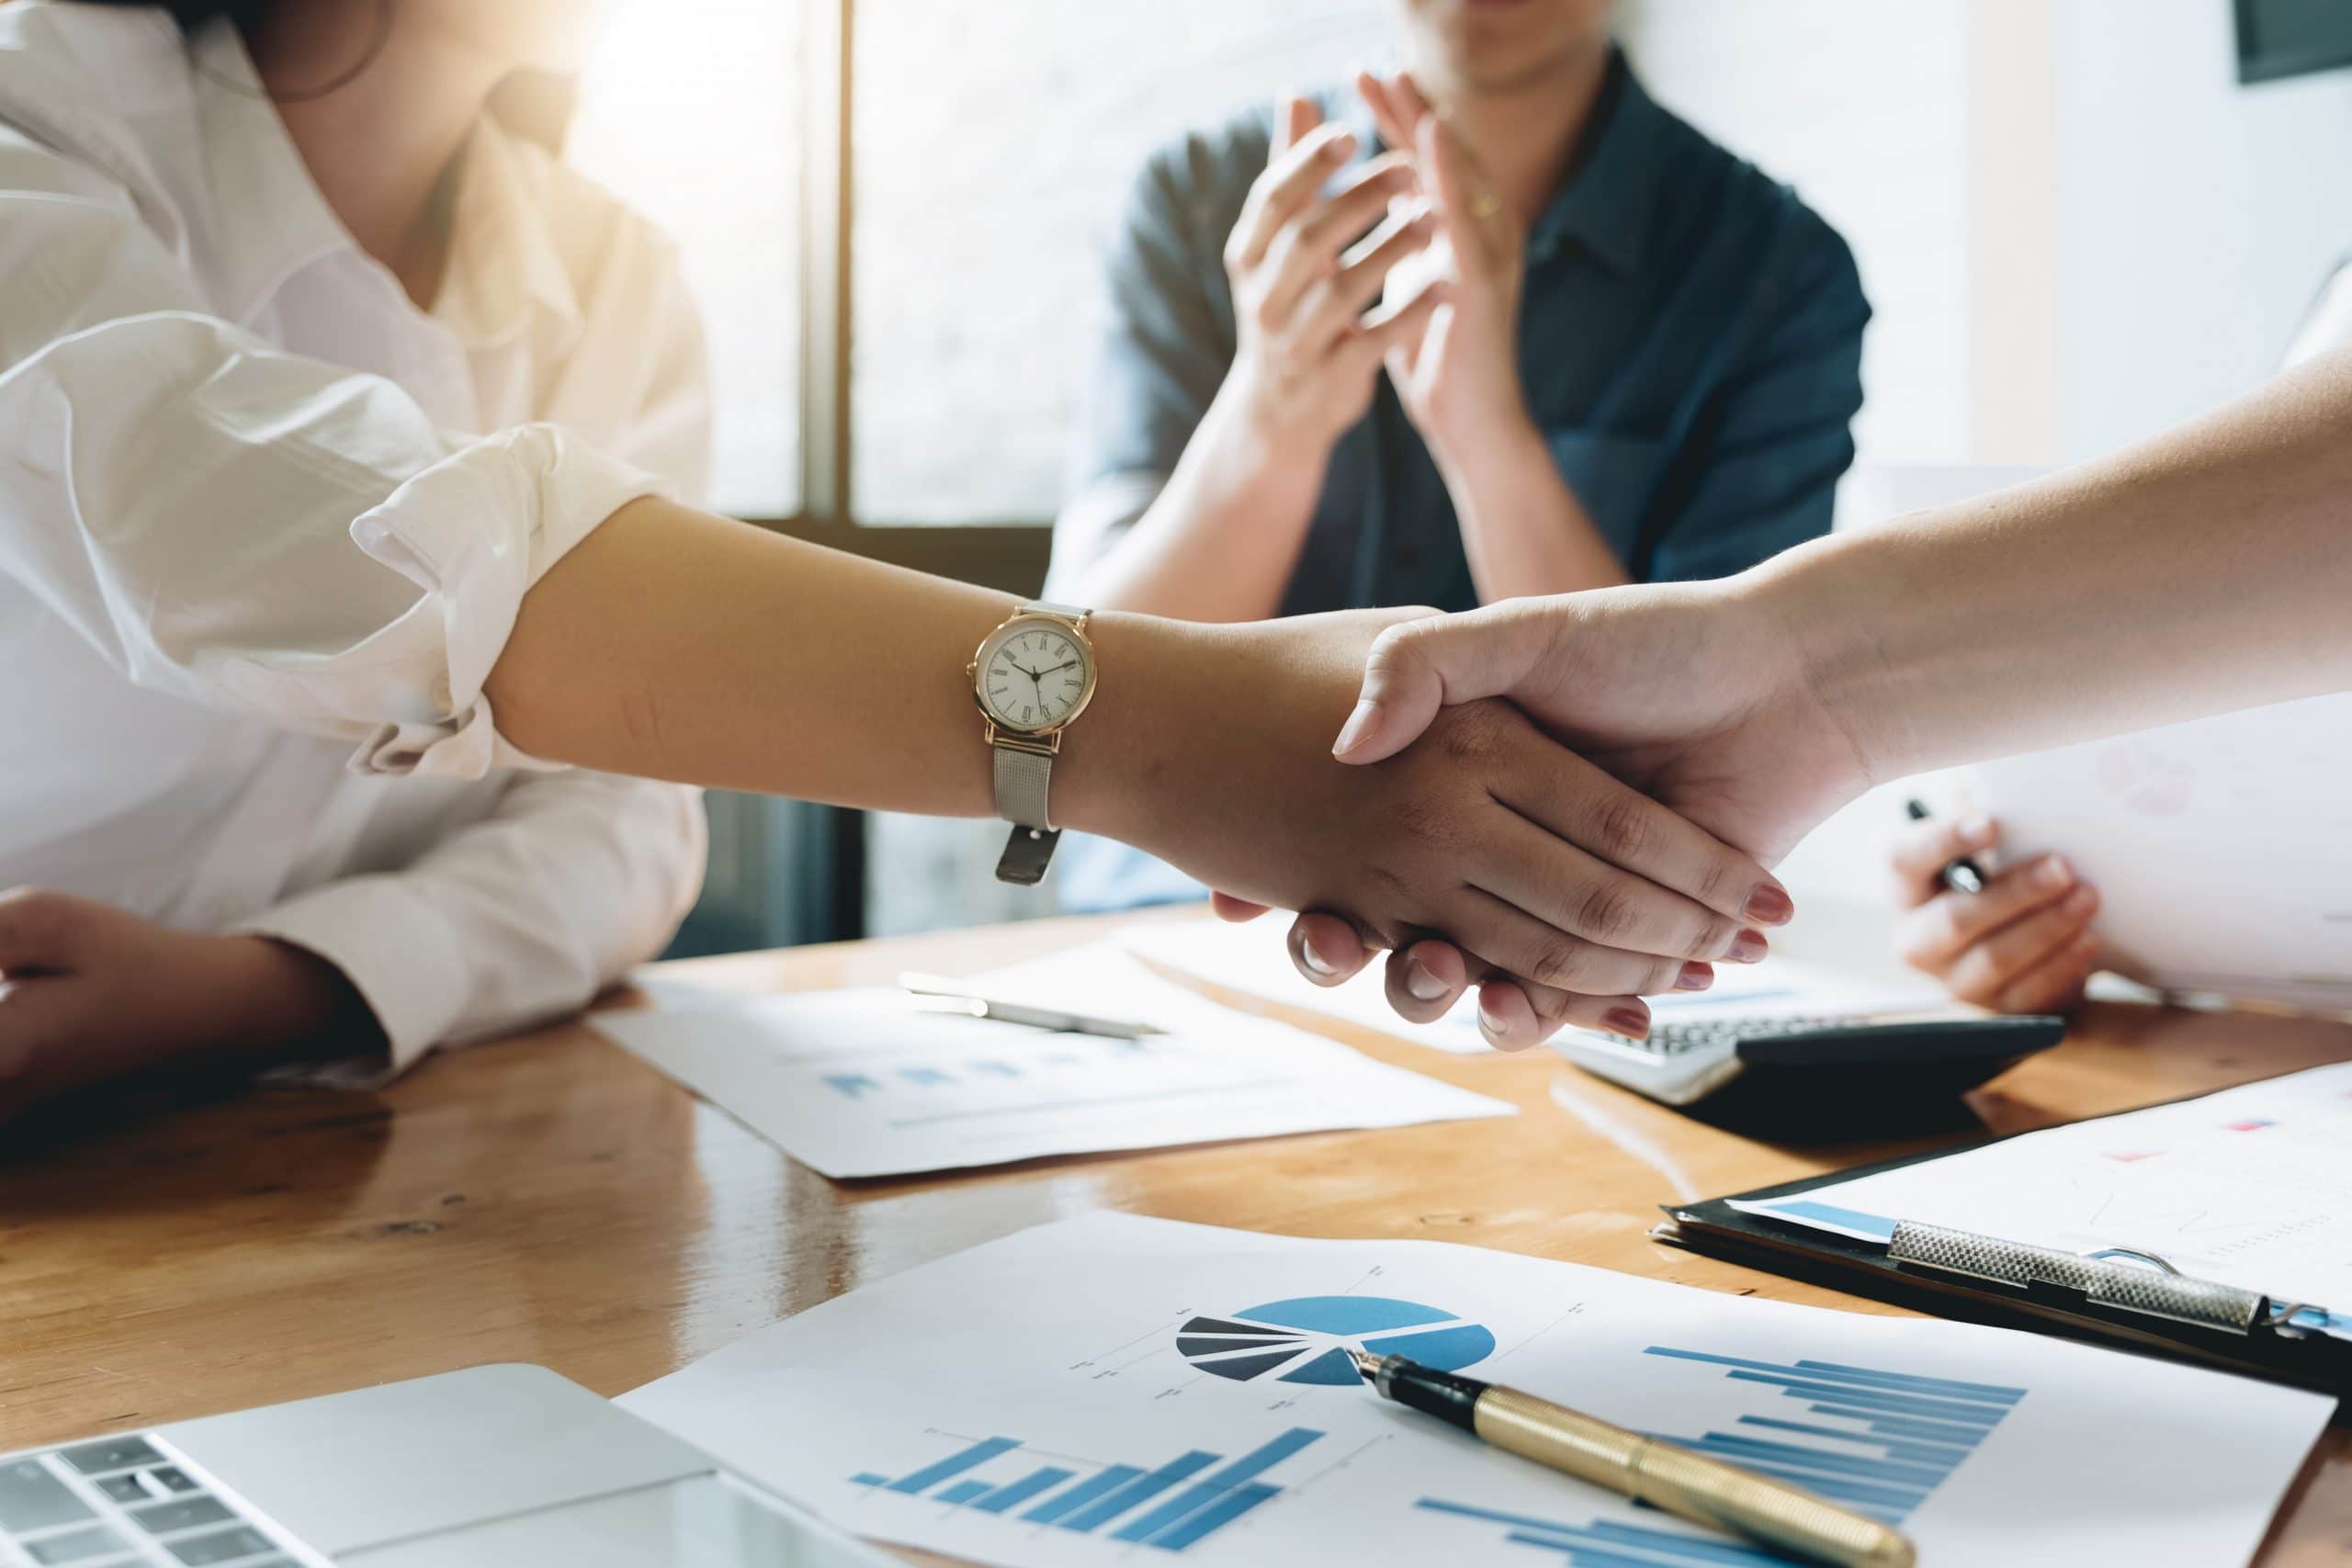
0, 128, 664, 779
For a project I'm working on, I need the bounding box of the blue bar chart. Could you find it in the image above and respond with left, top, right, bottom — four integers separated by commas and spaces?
847, 1426, 1324, 1554
1418, 1345, 2024, 1563
818, 1047, 1153, 1100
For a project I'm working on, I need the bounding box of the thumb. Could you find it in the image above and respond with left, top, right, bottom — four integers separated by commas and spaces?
1331, 605, 1558, 763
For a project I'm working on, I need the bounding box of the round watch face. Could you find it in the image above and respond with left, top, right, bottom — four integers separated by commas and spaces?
977, 620, 1092, 734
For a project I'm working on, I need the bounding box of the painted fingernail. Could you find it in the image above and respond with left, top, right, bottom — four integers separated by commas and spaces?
2037, 855, 2074, 891
1603, 1006, 1651, 1040
1674, 962, 1713, 993
1298, 942, 1339, 977
1332, 700, 1380, 758
1404, 955, 1450, 1000
1727, 929, 1770, 964
1743, 885, 1795, 925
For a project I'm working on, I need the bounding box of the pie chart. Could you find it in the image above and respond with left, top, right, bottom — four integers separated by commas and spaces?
1176, 1295, 1497, 1387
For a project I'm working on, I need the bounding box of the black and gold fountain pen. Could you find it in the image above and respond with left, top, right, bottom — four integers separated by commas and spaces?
1348, 1350, 1916, 1568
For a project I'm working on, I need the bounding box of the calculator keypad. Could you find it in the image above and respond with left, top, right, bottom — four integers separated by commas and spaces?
1604, 1014, 1868, 1055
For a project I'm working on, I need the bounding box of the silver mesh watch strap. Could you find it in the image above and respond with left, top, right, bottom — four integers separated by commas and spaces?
992, 749, 1058, 886
992, 745, 1055, 830
990, 603, 1088, 886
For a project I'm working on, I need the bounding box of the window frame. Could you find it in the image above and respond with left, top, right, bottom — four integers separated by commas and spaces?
776, 0, 1053, 939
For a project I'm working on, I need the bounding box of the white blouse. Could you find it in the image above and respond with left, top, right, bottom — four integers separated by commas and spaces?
0, 3, 711, 1069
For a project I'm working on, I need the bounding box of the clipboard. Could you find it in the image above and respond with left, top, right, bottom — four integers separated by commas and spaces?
1657, 1141, 2352, 1402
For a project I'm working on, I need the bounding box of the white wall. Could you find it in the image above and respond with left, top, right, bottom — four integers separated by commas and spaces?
1622, 1, 1974, 467
2053, 0, 2352, 457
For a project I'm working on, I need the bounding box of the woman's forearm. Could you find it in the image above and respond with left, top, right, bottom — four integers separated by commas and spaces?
484, 498, 1368, 858
1769, 348, 2352, 783
1068, 383, 1329, 623
489, 498, 1201, 838
1440, 417, 1630, 602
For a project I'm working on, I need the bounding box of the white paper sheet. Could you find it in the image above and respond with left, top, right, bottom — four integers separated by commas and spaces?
622, 1213, 2330, 1568
1964, 692, 2352, 1012
1734, 1060, 2352, 1331
593, 946, 1512, 1178
1121, 919, 1490, 1052
1123, 921, 1963, 1056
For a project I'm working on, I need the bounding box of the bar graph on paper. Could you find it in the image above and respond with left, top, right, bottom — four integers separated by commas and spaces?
846, 1425, 1326, 1554
844, 1345, 2020, 1562
1420, 1346, 2024, 1564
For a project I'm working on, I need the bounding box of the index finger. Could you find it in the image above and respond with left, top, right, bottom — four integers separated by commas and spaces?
1230, 120, 1358, 273
1273, 94, 1320, 157
1889, 812, 1998, 906
1352, 70, 1417, 154
1495, 749, 1793, 930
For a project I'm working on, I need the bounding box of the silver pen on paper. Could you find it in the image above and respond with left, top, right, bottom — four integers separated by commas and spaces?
898, 973, 1163, 1040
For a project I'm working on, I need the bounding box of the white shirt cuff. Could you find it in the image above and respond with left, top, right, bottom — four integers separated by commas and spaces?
233, 875, 472, 1077
230, 423, 672, 781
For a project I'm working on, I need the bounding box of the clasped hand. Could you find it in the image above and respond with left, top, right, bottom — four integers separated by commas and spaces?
1095, 610, 1792, 1052
1197, 587, 1873, 1052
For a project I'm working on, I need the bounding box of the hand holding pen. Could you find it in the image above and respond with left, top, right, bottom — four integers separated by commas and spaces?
1894, 803, 2100, 1016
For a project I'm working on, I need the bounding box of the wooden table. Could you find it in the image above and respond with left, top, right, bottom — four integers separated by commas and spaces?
5, 909, 2348, 1562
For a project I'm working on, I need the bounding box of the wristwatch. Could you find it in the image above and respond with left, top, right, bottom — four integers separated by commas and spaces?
968, 602, 1099, 886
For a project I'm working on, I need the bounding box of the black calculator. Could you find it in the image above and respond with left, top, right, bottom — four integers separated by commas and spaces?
1551, 1010, 2066, 1126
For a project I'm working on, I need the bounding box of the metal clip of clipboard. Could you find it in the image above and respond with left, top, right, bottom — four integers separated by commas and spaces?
1886, 1221, 2341, 1338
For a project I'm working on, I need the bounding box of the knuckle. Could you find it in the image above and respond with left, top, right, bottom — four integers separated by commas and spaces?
1432, 702, 1506, 763
1390, 796, 1463, 856
1575, 878, 1639, 945
1521, 985, 1575, 1025
1527, 940, 1592, 992
1687, 914, 1738, 961
1589, 792, 1653, 864
1691, 855, 1737, 911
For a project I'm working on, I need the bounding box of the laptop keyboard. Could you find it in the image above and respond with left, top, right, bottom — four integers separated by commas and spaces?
0, 1438, 298, 1567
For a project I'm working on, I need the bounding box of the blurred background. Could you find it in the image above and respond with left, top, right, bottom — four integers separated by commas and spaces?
550, 0, 2352, 955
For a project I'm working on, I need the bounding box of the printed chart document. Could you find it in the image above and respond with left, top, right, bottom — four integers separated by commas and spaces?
1966, 692, 2352, 1012
1125, 921, 1959, 1055
593, 945, 1511, 1178
622, 1213, 2329, 1568
1733, 1060, 2352, 1333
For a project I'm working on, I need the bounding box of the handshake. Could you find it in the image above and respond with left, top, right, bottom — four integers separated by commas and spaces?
1059, 569, 1871, 1054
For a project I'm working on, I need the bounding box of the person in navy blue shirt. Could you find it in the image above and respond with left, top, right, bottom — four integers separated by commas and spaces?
1046, 2, 1868, 911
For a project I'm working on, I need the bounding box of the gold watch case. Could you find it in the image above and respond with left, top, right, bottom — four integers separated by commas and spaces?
967, 610, 1098, 746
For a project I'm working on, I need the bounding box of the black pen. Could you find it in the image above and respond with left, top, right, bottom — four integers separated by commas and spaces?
1349, 1350, 1915, 1567
1905, 798, 1985, 896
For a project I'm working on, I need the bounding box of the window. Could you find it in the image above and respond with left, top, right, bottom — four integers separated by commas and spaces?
571, 0, 803, 518
849, 0, 1396, 525
574, 0, 1398, 942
